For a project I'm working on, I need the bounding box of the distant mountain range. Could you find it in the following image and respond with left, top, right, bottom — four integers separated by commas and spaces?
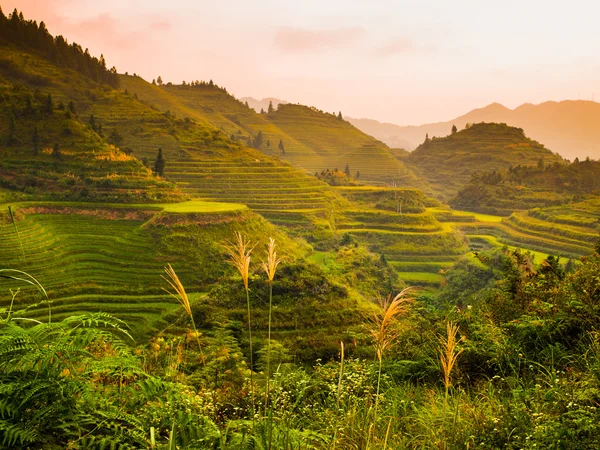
348, 101, 600, 161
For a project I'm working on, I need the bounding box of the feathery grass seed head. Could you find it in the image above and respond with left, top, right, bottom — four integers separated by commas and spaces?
162, 263, 192, 317
223, 231, 256, 291
262, 237, 283, 284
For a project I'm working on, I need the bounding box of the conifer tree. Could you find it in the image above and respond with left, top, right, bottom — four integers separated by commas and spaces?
451, 124, 457, 134
356, 170, 360, 180
253, 131, 263, 149
154, 147, 165, 176
25, 94, 34, 114
338, 111, 343, 120
344, 163, 351, 177
89, 114, 97, 132
268, 100, 274, 113
52, 142, 60, 159
260, 108, 265, 114
45, 93, 53, 114
157, 76, 163, 86
32, 126, 39, 155
278, 139, 285, 156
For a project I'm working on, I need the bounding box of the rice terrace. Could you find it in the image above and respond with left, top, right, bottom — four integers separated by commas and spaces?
1, 2, 600, 449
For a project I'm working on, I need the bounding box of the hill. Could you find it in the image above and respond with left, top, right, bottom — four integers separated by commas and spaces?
451, 158, 600, 214
120, 79, 420, 185
266, 104, 420, 185
404, 122, 564, 200
349, 101, 600, 161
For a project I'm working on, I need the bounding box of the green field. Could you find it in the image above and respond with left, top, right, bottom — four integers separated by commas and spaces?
160, 200, 247, 213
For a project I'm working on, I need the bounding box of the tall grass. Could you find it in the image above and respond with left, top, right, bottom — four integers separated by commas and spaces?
261, 238, 282, 410
368, 288, 413, 445
224, 231, 257, 422
438, 321, 464, 425
261, 237, 282, 449
7, 206, 25, 262
0, 268, 49, 322
162, 263, 204, 362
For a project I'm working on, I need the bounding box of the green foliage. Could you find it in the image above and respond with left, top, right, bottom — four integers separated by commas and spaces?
406, 122, 564, 200
452, 160, 600, 214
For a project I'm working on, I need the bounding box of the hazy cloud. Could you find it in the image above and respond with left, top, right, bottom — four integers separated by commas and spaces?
274, 26, 365, 53
374, 37, 435, 57
150, 21, 171, 31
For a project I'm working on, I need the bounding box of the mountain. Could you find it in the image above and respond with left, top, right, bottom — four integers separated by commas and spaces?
240, 96, 287, 113
404, 122, 565, 199
122, 80, 420, 185
349, 101, 600, 161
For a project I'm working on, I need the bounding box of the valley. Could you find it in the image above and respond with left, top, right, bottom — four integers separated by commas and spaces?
2, 7, 600, 449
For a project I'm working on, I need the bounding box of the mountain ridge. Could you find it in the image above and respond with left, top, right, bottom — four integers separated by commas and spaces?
348, 100, 600, 160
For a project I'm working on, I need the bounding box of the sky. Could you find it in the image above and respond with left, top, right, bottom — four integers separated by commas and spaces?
5, 0, 600, 125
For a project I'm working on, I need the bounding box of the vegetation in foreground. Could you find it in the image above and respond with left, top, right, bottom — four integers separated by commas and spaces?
2, 242, 600, 449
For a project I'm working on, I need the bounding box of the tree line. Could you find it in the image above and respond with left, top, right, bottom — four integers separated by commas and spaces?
0, 8, 120, 88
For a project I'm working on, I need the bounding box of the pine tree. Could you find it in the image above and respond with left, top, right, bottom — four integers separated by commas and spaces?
338, 111, 343, 120
253, 131, 263, 149
6, 113, 16, 145
356, 170, 360, 180
268, 101, 274, 113
154, 147, 165, 176
266, 139, 270, 148
157, 76, 163, 86
52, 142, 60, 159
32, 126, 39, 155
278, 139, 285, 156
260, 108, 265, 114
451, 124, 457, 134
344, 163, 351, 177
25, 94, 34, 114
45, 93, 53, 114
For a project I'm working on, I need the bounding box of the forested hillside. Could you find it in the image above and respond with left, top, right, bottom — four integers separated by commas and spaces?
405, 122, 564, 199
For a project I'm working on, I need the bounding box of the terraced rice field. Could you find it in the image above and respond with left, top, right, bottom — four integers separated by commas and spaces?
329, 189, 466, 290
165, 158, 333, 222
433, 208, 595, 259
0, 210, 199, 336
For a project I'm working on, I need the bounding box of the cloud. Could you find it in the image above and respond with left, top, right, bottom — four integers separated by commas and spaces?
374, 37, 435, 57
150, 21, 171, 31
274, 26, 365, 53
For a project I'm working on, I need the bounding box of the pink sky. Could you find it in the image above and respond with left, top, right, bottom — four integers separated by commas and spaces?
4, 0, 600, 125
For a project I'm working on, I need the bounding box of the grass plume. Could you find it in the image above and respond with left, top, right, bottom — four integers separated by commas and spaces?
369, 288, 413, 444
261, 238, 282, 410
438, 321, 464, 423
223, 231, 257, 422
162, 264, 203, 362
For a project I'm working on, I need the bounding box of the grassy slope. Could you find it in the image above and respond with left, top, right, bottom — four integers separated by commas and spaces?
124, 79, 420, 186
0, 202, 303, 337
405, 122, 564, 200
267, 104, 421, 185
0, 69, 182, 202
